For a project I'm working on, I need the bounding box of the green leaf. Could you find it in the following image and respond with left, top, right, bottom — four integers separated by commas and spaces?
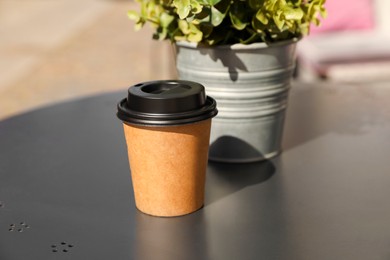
255, 10, 269, 24
178, 20, 190, 34
127, 11, 140, 21
299, 22, 310, 35
273, 11, 285, 30
173, 0, 191, 19
283, 7, 304, 20
153, 26, 168, 40
187, 23, 203, 42
201, 0, 223, 5
160, 12, 174, 27
230, 1, 249, 30
134, 22, 144, 31
209, 6, 224, 26
252, 16, 264, 32
230, 13, 247, 30
319, 3, 328, 18
190, 0, 203, 14
128, 0, 329, 45
187, 31, 203, 42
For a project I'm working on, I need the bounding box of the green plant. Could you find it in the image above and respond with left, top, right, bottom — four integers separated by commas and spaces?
128, 0, 326, 46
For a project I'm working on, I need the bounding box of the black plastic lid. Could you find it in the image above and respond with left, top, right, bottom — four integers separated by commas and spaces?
117, 80, 218, 126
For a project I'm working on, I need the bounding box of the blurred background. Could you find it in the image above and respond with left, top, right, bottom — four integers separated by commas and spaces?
1, 0, 389, 120
297, 0, 390, 82
0, 0, 176, 120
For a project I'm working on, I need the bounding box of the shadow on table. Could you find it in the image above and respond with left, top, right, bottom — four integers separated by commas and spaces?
209, 135, 279, 163
205, 159, 275, 206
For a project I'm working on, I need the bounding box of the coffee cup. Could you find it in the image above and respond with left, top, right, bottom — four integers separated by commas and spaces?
117, 80, 217, 217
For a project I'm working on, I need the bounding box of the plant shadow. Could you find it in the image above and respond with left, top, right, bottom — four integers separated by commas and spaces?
199, 47, 247, 81
175, 41, 297, 82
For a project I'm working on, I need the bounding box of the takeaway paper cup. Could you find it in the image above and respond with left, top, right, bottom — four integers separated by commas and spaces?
117, 80, 217, 217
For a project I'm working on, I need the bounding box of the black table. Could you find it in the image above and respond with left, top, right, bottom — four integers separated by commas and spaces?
1, 82, 390, 259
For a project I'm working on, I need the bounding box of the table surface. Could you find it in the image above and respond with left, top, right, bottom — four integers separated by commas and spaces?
1, 82, 390, 260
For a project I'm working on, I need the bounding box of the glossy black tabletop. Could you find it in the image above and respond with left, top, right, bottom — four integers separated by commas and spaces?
1, 82, 390, 260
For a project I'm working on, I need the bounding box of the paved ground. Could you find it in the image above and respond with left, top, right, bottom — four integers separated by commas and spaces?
0, 0, 176, 119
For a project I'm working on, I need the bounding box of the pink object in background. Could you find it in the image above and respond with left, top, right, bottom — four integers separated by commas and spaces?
311, 0, 375, 34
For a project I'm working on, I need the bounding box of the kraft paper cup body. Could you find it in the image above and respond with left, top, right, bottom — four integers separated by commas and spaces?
123, 119, 211, 217
117, 80, 217, 217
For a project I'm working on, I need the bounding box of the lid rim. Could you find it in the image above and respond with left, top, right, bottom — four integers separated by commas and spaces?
118, 98, 214, 119
118, 111, 218, 126
117, 97, 218, 126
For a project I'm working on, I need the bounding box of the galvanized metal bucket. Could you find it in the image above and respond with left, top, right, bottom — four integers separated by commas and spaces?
174, 40, 297, 163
